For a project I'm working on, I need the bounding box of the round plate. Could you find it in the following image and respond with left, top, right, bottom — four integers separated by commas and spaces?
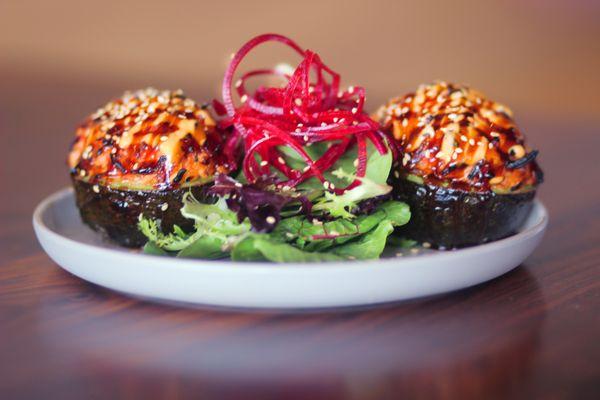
33, 188, 547, 309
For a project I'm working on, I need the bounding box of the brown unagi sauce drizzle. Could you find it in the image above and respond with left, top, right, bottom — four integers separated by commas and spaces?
68, 88, 231, 190
377, 82, 543, 193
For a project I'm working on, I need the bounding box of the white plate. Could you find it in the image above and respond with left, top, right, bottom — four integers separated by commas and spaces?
33, 188, 547, 309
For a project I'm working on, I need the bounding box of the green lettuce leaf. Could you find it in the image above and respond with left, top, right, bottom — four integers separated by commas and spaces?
332, 220, 394, 260
231, 235, 344, 262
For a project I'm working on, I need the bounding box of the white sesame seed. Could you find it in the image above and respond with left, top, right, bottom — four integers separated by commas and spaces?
348, 86, 355, 93
235, 80, 243, 88
240, 95, 248, 103
160, 203, 169, 211
92, 185, 100, 193
351, 107, 358, 114
160, 136, 168, 142
277, 157, 285, 164
294, 98, 302, 106
469, 139, 476, 145
79, 169, 86, 177
460, 135, 468, 142
266, 216, 276, 224
353, 159, 359, 167
490, 131, 501, 138
260, 160, 268, 167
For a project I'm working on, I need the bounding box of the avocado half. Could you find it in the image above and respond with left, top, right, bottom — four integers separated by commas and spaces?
391, 177, 535, 249
71, 177, 211, 247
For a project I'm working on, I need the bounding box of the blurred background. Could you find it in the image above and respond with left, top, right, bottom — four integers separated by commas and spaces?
1, 0, 599, 258
2, 0, 600, 117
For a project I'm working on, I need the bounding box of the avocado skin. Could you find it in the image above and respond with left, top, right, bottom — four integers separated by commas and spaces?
71, 177, 212, 247
391, 178, 535, 248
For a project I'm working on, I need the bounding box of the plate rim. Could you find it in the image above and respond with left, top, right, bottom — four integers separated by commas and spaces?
33, 187, 549, 272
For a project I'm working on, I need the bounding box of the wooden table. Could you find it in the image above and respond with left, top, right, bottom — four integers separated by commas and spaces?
1, 73, 599, 400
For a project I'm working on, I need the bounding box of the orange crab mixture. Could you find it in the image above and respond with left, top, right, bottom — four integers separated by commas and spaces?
377, 82, 542, 193
68, 88, 231, 190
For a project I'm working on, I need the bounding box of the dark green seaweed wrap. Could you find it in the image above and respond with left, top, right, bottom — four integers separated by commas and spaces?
391, 178, 535, 249
71, 177, 212, 247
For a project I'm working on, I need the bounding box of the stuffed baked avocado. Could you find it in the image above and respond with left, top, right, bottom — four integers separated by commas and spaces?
68, 88, 232, 247
377, 82, 543, 248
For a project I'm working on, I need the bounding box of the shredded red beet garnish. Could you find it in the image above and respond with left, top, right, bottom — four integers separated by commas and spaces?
222, 33, 387, 192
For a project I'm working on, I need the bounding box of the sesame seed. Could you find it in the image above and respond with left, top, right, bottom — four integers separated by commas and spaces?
277, 157, 285, 164
240, 95, 248, 103
294, 98, 302, 106
402, 153, 411, 166
488, 142, 494, 149
92, 185, 100, 193
455, 148, 463, 153
323, 181, 330, 190
490, 131, 500, 137
469, 139, 476, 145
266, 216, 276, 224
303, 135, 309, 142
394, 170, 400, 178
348, 86, 355, 93
351, 107, 358, 114
79, 169, 86, 177
235, 80, 243, 88
160, 203, 169, 211
138, 213, 143, 221
460, 135, 468, 142
260, 160, 268, 167
160, 136, 168, 142
353, 159, 359, 167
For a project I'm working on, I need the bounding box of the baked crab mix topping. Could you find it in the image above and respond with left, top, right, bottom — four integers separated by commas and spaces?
68, 88, 230, 190
377, 81, 542, 193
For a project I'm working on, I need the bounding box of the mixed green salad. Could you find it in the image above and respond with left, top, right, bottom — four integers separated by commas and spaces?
138, 143, 411, 262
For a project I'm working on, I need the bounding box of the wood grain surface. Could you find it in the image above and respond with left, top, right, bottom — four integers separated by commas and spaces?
0, 69, 599, 400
